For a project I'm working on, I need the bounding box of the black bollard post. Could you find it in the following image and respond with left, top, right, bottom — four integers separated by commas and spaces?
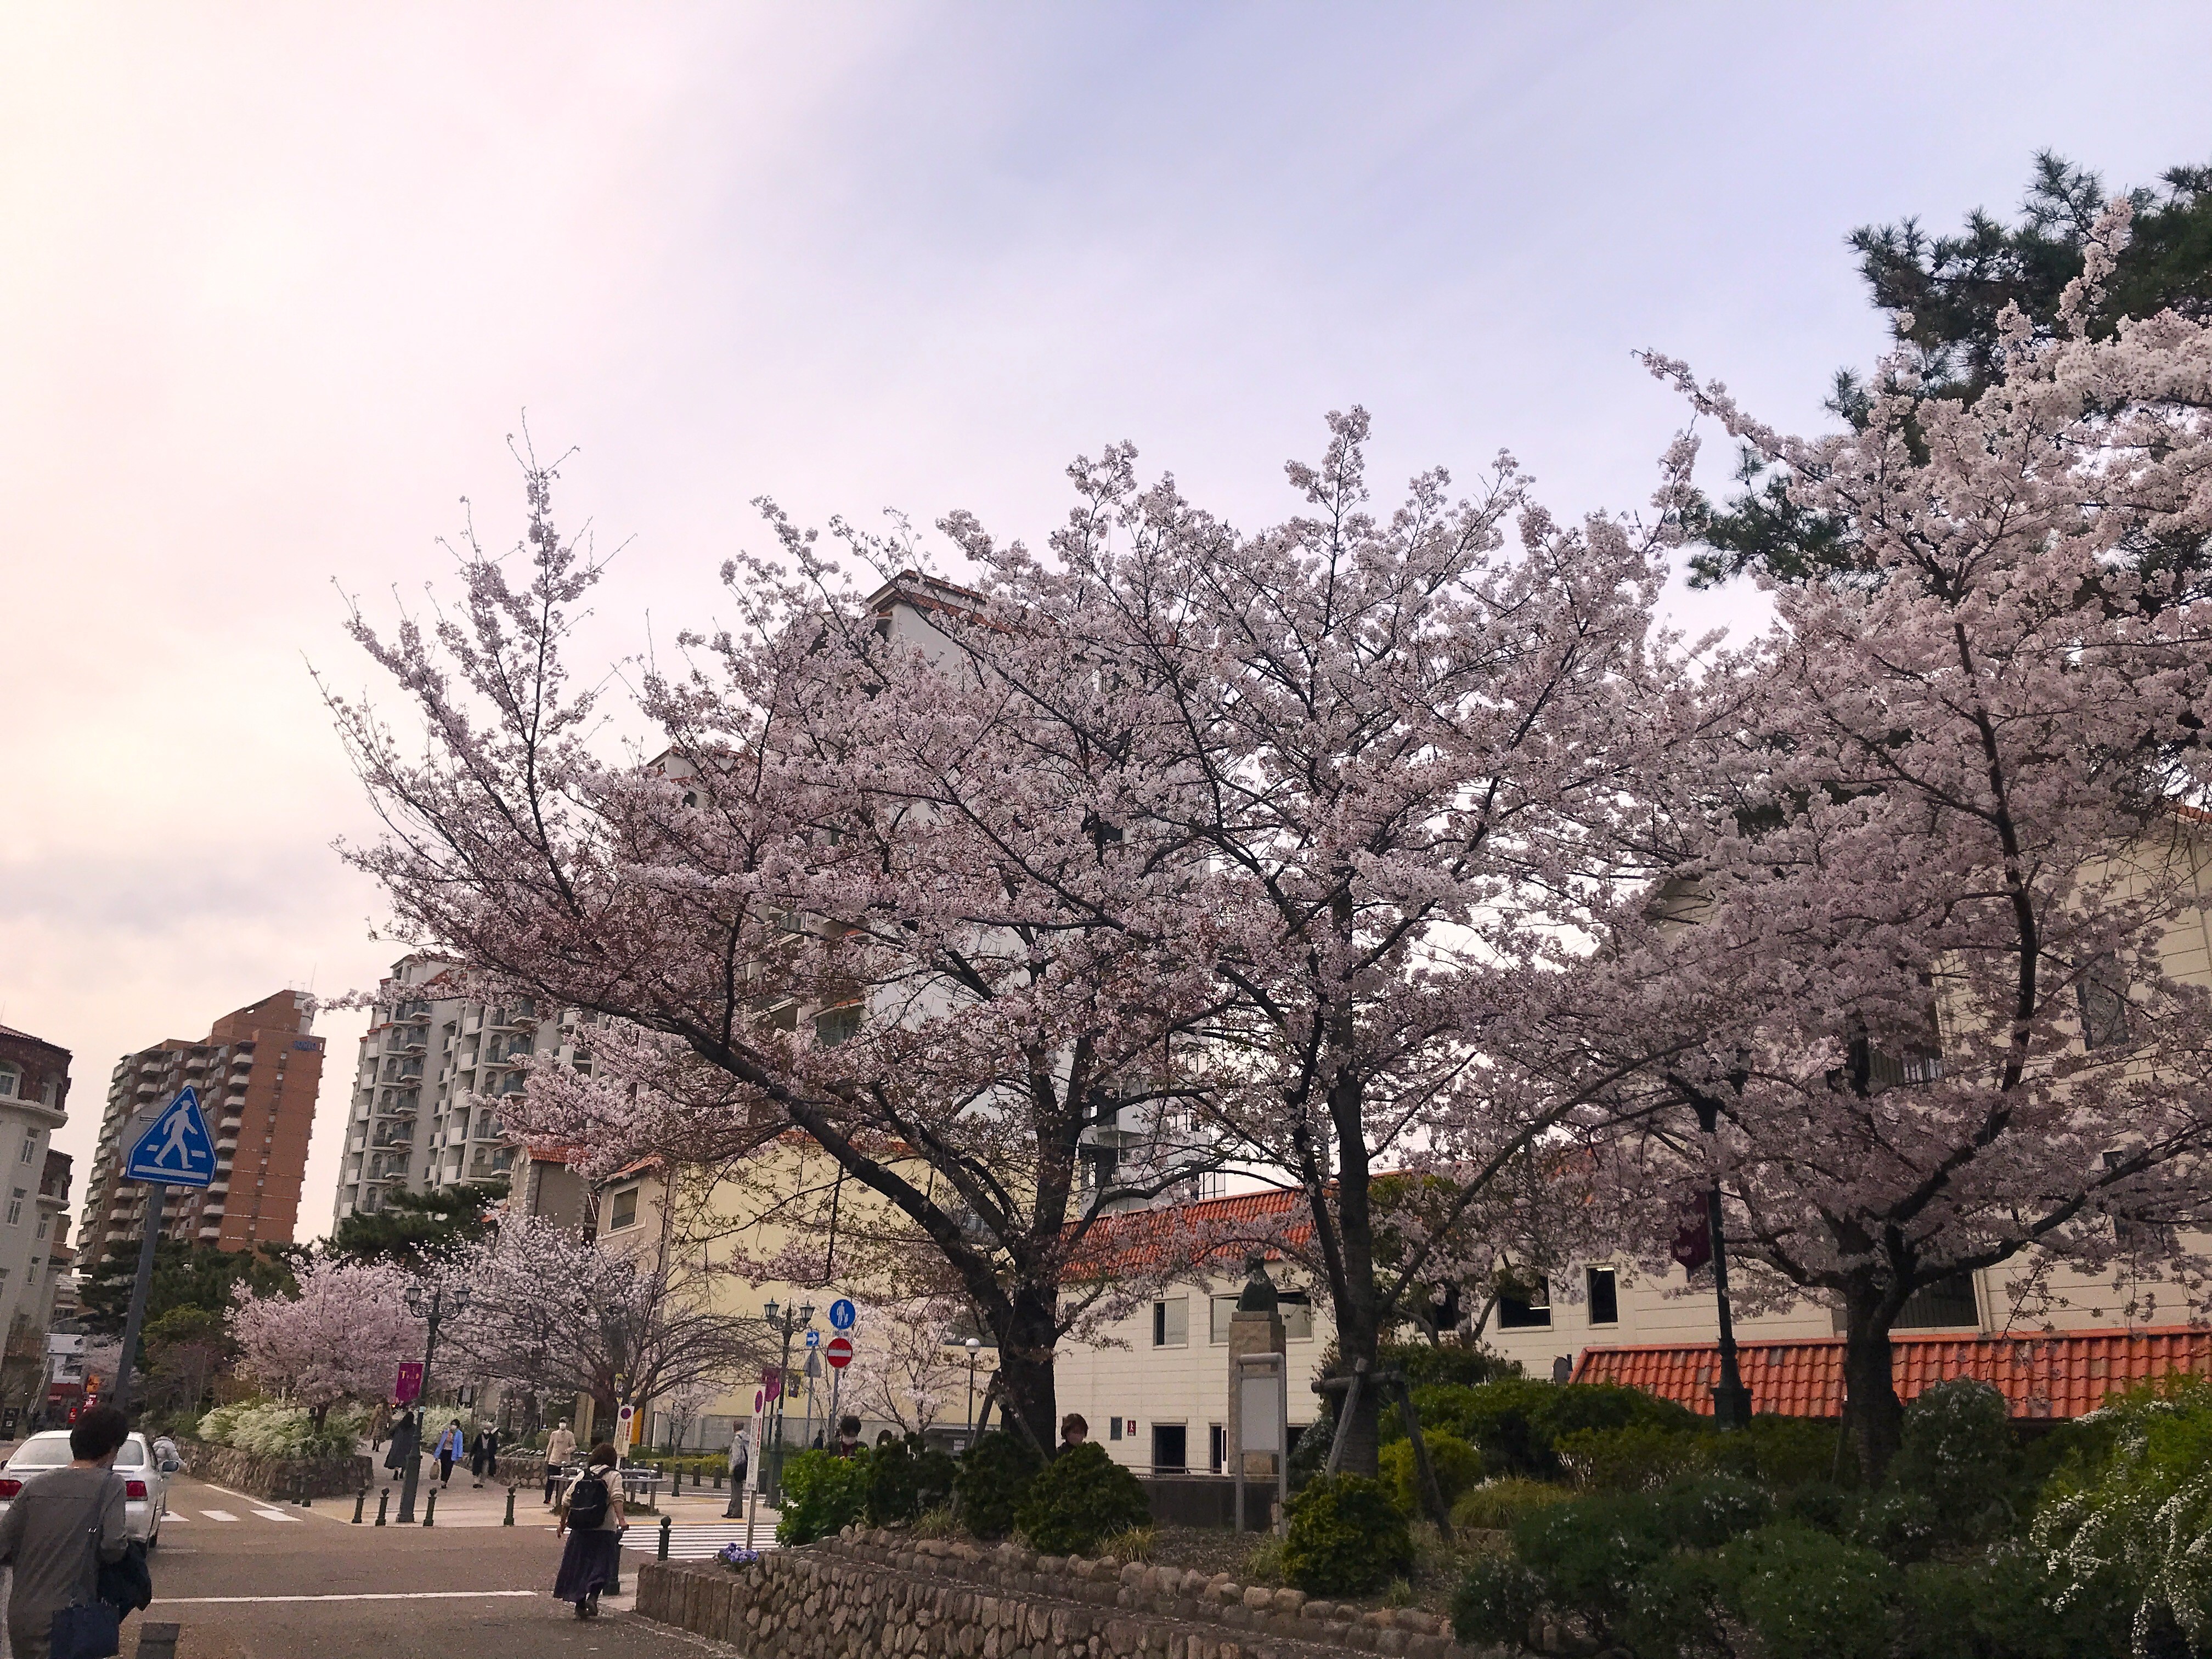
422, 1488, 437, 1528
503, 1485, 515, 1527
375, 1488, 390, 1526
353, 1487, 366, 1524
658, 1514, 672, 1561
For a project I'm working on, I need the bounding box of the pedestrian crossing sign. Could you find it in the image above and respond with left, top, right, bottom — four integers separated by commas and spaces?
124, 1087, 217, 1187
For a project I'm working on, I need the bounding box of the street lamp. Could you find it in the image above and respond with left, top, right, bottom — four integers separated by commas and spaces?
761, 1297, 813, 1501
397, 1279, 471, 1523
964, 1338, 981, 1441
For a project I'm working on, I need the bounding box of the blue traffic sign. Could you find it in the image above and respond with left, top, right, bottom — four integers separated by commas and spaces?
804, 1328, 821, 1348
828, 1299, 856, 1331
123, 1087, 217, 1188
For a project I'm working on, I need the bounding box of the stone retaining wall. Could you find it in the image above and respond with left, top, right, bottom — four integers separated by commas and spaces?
639, 1528, 1517, 1659
177, 1441, 374, 1499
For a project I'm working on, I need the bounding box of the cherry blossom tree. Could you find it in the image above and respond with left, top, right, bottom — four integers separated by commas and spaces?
441, 1215, 763, 1428
231, 1257, 422, 1429
833, 1296, 967, 1434
1618, 201, 2212, 1477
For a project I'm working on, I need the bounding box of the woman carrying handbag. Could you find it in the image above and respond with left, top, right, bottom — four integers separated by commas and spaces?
0, 1405, 133, 1659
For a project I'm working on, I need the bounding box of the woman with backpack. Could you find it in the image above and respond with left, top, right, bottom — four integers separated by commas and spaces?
552, 1443, 625, 1619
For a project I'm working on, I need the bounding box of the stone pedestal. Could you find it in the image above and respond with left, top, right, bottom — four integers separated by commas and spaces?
1227, 1308, 1285, 1477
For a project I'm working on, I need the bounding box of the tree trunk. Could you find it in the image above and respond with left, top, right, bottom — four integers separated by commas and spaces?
990, 1290, 1060, 1458
1840, 1296, 1904, 1483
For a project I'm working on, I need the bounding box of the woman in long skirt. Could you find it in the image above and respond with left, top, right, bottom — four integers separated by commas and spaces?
553, 1442, 627, 1618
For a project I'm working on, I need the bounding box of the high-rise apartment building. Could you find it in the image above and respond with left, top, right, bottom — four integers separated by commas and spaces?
0, 1028, 72, 1364
80, 991, 324, 1268
330, 956, 594, 1227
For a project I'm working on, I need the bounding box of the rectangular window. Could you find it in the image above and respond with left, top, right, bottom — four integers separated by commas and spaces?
1893, 1273, 1980, 1330
1151, 1296, 1188, 1347
2079, 957, 2131, 1052
815, 1006, 861, 1048
1585, 1267, 1619, 1326
1282, 1297, 1314, 1341
1210, 1295, 1238, 1344
34, 1216, 47, 1241
1150, 1423, 1187, 1474
609, 1187, 639, 1231
1108, 1416, 1121, 1442
2103, 1150, 2173, 1250
4, 1190, 23, 1227
1497, 1279, 1551, 1328
1209, 1424, 1226, 1473
18, 1132, 34, 1163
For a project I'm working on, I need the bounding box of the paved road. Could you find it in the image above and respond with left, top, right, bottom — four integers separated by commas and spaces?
80, 1475, 757, 1659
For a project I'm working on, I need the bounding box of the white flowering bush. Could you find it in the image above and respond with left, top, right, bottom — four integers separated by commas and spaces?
198, 1400, 368, 1460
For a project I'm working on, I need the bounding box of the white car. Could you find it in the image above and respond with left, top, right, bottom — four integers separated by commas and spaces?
0, 1431, 170, 1548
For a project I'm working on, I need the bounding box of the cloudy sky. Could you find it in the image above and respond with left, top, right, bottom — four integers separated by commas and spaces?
5, 3, 2209, 1241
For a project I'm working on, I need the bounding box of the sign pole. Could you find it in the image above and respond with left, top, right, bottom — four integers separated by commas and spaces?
110, 1183, 166, 1414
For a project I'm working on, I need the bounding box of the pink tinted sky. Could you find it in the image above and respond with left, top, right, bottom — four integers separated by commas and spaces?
5, 4, 2210, 1242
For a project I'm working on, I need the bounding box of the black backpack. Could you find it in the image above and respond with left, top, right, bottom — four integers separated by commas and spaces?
566, 1469, 611, 1530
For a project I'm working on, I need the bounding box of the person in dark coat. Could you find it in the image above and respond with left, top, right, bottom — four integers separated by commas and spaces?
552, 1443, 625, 1619
383, 1409, 420, 1480
469, 1423, 500, 1487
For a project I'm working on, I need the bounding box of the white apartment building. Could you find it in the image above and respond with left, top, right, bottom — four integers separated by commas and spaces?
331, 956, 597, 1226
0, 1029, 73, 1380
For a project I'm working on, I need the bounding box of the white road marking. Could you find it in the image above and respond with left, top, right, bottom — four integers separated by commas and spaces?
153, 1591, 546, 1604
249, 1509, 299, 1523
199, 1510, 240, 1522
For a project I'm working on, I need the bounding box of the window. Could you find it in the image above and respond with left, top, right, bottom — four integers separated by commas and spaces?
1497, 1278, 1551, 1328
608, 1187, 640, 1231
1894, 1273, 1980, 1330
1108, 1416, 1121, 1441
34, 1216, 47, 1241
2103, 1150, 2174, 1250
1150, 1423, 1187, 1474
5, 1189, 24, 1227
2079, 957, 2131, 1052
1210, 1296, 1238, 1344
1209, 1424, 1226, 1473
1282, 1297, 1314, 1341
18, 1131, 32, 1163
0, 1064, 15, 1099
815, 1006, 861, 1048
1151, 1296, 1188, 1347
1585, 1267, 1619, 1326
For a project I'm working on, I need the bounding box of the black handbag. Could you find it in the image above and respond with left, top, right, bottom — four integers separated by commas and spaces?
50, 1487, 124, 1659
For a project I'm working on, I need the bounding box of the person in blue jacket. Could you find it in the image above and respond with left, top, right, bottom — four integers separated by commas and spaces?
433, 1419, 466, 1487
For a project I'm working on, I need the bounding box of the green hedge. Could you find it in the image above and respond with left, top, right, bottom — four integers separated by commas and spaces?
953, 1432, 1043, 1542
775, 1449, 869, 1545
1015, 1443, 1150, 1555
1282, 1475, 1412, 1596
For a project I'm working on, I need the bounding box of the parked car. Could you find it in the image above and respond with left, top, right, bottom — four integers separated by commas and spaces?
0, 1430, 169, 1548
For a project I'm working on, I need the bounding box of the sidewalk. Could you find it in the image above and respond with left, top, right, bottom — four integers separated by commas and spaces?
343, 1469, 781, 1538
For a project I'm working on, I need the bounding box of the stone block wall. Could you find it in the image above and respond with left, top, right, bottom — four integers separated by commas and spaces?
638, 1528, 1518, 1659
177, 1441, 374, 1499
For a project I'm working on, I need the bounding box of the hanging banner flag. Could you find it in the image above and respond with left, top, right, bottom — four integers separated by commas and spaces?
1671, 1205, 1713, 1274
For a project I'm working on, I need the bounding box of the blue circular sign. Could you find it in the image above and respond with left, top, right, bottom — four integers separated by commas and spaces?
828, 1298, 857, 1331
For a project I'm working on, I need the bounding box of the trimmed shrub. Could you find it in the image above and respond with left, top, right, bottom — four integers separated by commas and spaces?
1509, 1491, 1672, 1629
1449, 1554, 1543, 1647
1014, 1443, 1150, 1555
1389, 1378, 1699, 1479
865, 1435, 957, 1526
1849, 1487, 1943, 1565
775, 1448, 869, 1545
1619, 1551, 1727, 1659
1742, 1414, 1847, 1488
1889, 1379, 2021, 1541
1281, 1474, 1413, 1596
1780, 1479, 1856, 1536
1658, 1472, 1773, 1550
1376, 1429, 1483, 1515
1390, 1339, 1519, 1390
1555, 1423, 1709, 1492
1899, 1544, 2134, 1659
953, 1431, 1043, 1542
1450, 1476, 1572, 1532
1718, 1523, 1899, 1659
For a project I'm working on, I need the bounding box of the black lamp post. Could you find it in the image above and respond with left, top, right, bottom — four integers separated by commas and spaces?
398, 1279, 471, 1523
1686, 1091, 1752, 1430
964, 1338, 981, 1442
760, 1297, 812, 1500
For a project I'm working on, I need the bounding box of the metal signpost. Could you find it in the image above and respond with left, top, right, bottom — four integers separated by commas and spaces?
114, 1087, 217, 1413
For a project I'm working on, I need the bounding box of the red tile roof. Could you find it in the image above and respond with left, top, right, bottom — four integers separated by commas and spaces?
1073, 1186, 1310, 1277
1573, 1325, 2212, 1420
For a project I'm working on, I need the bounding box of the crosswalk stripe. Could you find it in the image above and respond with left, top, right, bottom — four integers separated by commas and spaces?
250, 1509, 299, 1523
200, 1510, 239, 1522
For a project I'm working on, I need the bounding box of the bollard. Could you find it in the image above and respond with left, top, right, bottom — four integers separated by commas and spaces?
422, 1488, 437, 1528
298, 1476, 311, 1509
713, 1469, 723, 1491
375, 1488, 390, 1526
352, 1487, 366, 1525
658, 1514, 672, 1561
503, 1485, 515, 1527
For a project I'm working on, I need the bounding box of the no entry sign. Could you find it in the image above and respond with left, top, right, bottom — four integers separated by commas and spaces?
824, 1335, 854, 1370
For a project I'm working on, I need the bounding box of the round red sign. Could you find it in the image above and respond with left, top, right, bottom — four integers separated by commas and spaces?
824, 1335, 854, 1370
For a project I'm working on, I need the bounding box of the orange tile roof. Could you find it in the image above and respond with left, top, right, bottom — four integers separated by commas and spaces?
1573, 1325, 2212, 1420
1073, 1186, 1311, 1277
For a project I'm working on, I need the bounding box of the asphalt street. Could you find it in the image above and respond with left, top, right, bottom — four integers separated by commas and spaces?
14, 1475, 761, 1659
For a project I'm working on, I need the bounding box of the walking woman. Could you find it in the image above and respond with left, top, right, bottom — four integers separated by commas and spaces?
469, 1422, 500, 1488
0, 1404, 132, 1659
433, 1418, 465, 1488
552, 1443, 625, 1619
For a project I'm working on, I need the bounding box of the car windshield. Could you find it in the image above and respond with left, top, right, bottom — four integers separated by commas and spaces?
9, 1438, 71, 1468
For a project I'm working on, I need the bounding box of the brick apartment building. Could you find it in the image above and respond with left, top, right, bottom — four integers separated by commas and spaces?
80, 991, 324, 1270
